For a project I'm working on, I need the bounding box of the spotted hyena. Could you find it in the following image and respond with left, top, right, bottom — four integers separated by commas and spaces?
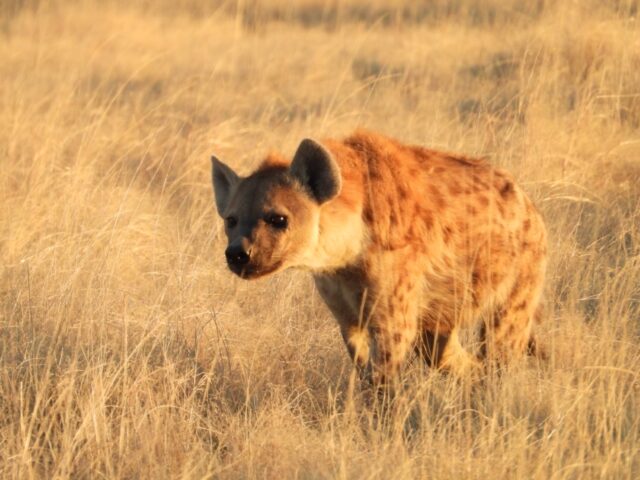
211, 130, 547, 385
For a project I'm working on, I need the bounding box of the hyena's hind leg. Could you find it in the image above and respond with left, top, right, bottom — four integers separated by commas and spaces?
480, 270, 545, 365
415, 328, 481, 377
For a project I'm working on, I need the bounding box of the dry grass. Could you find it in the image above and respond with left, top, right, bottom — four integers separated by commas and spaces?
1, 0, 639, 478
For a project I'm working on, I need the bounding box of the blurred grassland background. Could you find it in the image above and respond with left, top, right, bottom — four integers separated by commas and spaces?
1, 0, 639, 478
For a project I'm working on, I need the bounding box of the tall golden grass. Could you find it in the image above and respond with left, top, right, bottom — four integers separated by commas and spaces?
1, 0, 639, 478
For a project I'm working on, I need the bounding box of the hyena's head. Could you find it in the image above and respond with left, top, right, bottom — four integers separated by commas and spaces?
211, 139, 341, 279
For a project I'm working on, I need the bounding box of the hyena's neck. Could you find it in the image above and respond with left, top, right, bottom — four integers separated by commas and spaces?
297, 196, 367, 273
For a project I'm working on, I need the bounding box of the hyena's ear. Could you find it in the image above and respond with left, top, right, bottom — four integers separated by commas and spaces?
290, 139, 341, 204
211, 156, 239, 216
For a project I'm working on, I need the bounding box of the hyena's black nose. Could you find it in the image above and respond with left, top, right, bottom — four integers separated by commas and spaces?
225, 245, 250, 266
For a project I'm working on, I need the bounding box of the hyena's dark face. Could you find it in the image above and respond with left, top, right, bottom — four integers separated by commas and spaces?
211, 139, 341, 279
214, 170, 319, 279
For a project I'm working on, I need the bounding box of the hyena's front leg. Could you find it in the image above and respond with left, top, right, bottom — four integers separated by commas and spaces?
417, 328, 481, 377
365, 254, 422, 387
314, 274, 371, 370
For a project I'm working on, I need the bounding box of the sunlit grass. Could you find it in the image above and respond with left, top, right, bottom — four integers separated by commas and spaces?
1, 1, 639, 478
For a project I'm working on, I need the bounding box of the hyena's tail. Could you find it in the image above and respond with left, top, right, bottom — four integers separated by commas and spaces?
526, 304, 547, 360
526, 335, 546, 359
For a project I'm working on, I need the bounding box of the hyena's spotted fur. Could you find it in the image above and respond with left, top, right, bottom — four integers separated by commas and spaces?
212, 130, 547, 385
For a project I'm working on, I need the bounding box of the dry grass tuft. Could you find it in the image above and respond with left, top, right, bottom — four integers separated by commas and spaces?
1, 1, 639, 478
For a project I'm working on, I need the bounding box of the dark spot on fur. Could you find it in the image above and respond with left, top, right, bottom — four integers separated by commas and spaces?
448, 180, 462, 196
472, 174, 489, 190
514, 300, 528, 311
389, 209, 397, 226
393, 333, 403, 343
490, 271, 504, 286
493, 307, 506, 327
500, 179, 514, 196
368, 168, 382, 180
443, 226, 453, 243
422, 210, 435, 229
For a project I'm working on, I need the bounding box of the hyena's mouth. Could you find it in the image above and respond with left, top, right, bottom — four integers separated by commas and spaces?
228, 261, 284, 280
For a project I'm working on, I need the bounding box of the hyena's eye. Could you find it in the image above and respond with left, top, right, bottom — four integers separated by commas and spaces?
265, 213, 288, 230
225, 216, 238, 229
